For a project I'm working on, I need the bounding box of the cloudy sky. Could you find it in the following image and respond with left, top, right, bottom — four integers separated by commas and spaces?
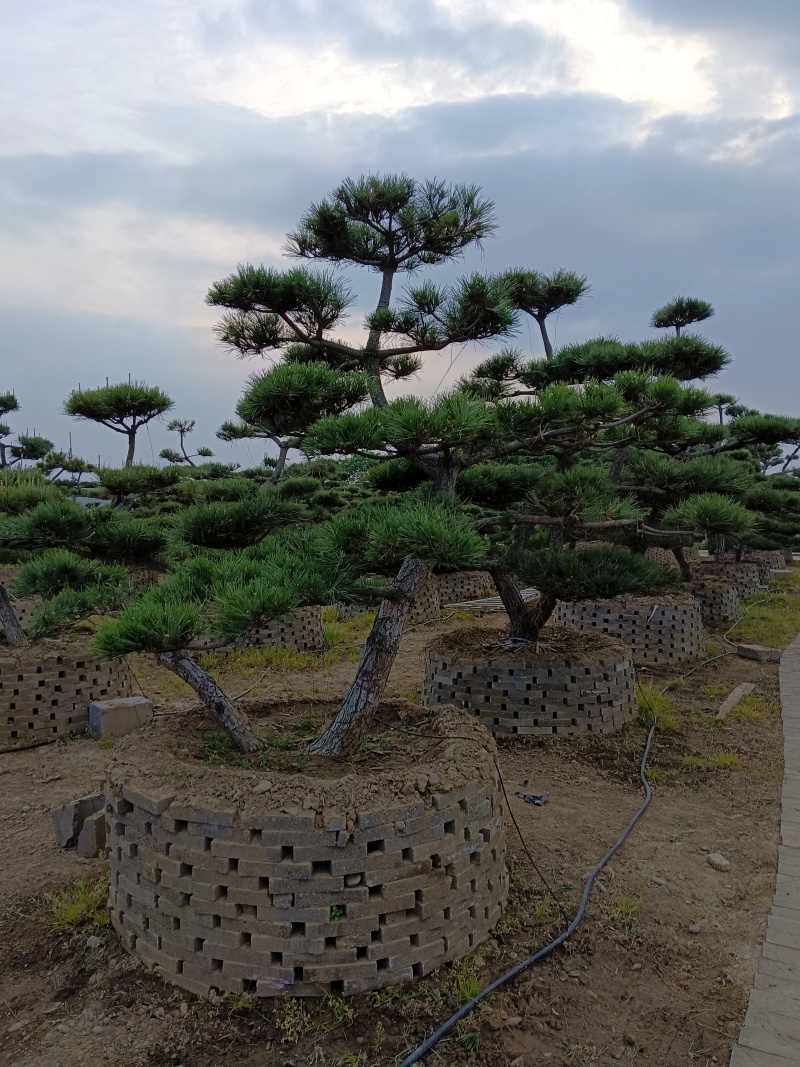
2, 0, 798, 468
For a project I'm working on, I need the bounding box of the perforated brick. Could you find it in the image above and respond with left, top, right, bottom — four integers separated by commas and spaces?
689, 579, 740, 624
422, 641, 636, 737
436, 572, 496, 606
692, 563, 762, 600
194, 607, 325, 652
406, 575, 442, 625
0, 647, 132, 744
105, 732, 508, 998
554, 596, 703, 665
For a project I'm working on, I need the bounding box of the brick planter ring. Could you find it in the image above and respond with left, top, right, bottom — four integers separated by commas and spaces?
106, 706, 508, 998
437, 571, 496, 606
554, 596, 703, 665
0, 645, 131, 745
688, 579, 740, 624
423, 627, 637, 737
194, 606, 324, 652
693, 564, 762, 601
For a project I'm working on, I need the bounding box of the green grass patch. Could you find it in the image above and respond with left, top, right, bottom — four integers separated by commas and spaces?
682, 751, 742, 772
729, 572, 800, 648
50, 876, 109, 931
636, 685, 678, 730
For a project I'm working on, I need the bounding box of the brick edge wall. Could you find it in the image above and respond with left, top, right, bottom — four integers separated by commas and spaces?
554, 597, 704, 665
0, 649, 132, 744
422, 646, 637, 737
106, 740, 508, 998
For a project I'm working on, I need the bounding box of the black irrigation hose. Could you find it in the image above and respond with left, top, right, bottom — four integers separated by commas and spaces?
397, 718, 657, 1067
398, 647, 738, 1066
0, 737, 59, 756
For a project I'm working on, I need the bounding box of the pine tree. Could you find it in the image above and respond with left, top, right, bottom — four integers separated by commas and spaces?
207, 174, 508, 409
64, 382, 174, 467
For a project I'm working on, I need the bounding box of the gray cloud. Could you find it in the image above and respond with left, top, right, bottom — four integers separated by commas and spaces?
1, 0, 799, 471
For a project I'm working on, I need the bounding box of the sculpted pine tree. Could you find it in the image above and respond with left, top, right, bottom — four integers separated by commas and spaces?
64, 382, 174, 467
0, 393, 53, 470
207, 173, 504, 409
650, 296, 714, 337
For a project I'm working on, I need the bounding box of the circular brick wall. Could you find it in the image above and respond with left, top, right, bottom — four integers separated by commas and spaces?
422, 627, 637, 737
554, 596, 703, 665
0, 645, 132, 745
693, 563, 762, 600
688, 579, 740, 624
194, 607, 325, 653
742, 551, 787, 582
105, 706, 508, 998
436, 571, 496, 606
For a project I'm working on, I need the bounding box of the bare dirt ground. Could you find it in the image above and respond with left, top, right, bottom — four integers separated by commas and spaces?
0, 610, 786, 1067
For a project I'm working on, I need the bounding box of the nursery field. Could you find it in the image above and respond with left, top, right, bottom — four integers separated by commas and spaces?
1, 576, 798, 1067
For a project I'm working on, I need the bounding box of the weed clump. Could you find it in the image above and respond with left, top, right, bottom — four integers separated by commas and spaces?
50, 876, 109, 931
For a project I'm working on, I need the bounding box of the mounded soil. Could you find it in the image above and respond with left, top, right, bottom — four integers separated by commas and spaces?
429, 623, 629, 661
106, 699, 498, 816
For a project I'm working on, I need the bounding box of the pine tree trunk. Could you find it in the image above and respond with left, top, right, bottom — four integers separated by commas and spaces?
363, 268, 395, 409
672, 547, 694, 582
714, 534, 726, 565
157, 652, 261, 753
537, 314, 553, 360
611, 446, 628, 483
0, 585, 26, 645
125, 429, 137, 468
270, 441, 291, 482
490, 568, 557, 643
308, 556, 433, 758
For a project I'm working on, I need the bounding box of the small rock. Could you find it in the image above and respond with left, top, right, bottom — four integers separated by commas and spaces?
688, 923, 701, 934
707, 852, 731, 872
650, 876, 667, 886
344, 873, 362, 887
56, 1023, 69, 1034
92, 1025, 104, 1034
610, 1048, 624, 1060
427, 773, 439, 787
86, 935, 102, 950
506, 1016, 522, 1027
179, 1002, 188, 1017
631, 963, 642, 972
624, 1032, 636, 1046
402, 782, 416, 796
253, 780, 273, 794
7, 1020, 26, 1033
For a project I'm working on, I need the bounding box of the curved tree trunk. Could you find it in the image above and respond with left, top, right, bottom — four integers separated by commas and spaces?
490, 567, 557, 643
269, 439, 292, 482
308, 556, 433, 758
611, 446, 628, 483
157, 651, 260, 753
537, 314, 553, 360
713, 534, 726, 565
0, 585, 26, 645
125, 429, 137, 467
363, 267, 395, 409
672, 546, 694, 582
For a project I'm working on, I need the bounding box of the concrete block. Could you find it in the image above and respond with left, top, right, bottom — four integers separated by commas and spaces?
737, 644, 782, 663
76, 809, 107, 858
716, 682, 756, 720
51, 793, 105, 847
89, 696, 153, 739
